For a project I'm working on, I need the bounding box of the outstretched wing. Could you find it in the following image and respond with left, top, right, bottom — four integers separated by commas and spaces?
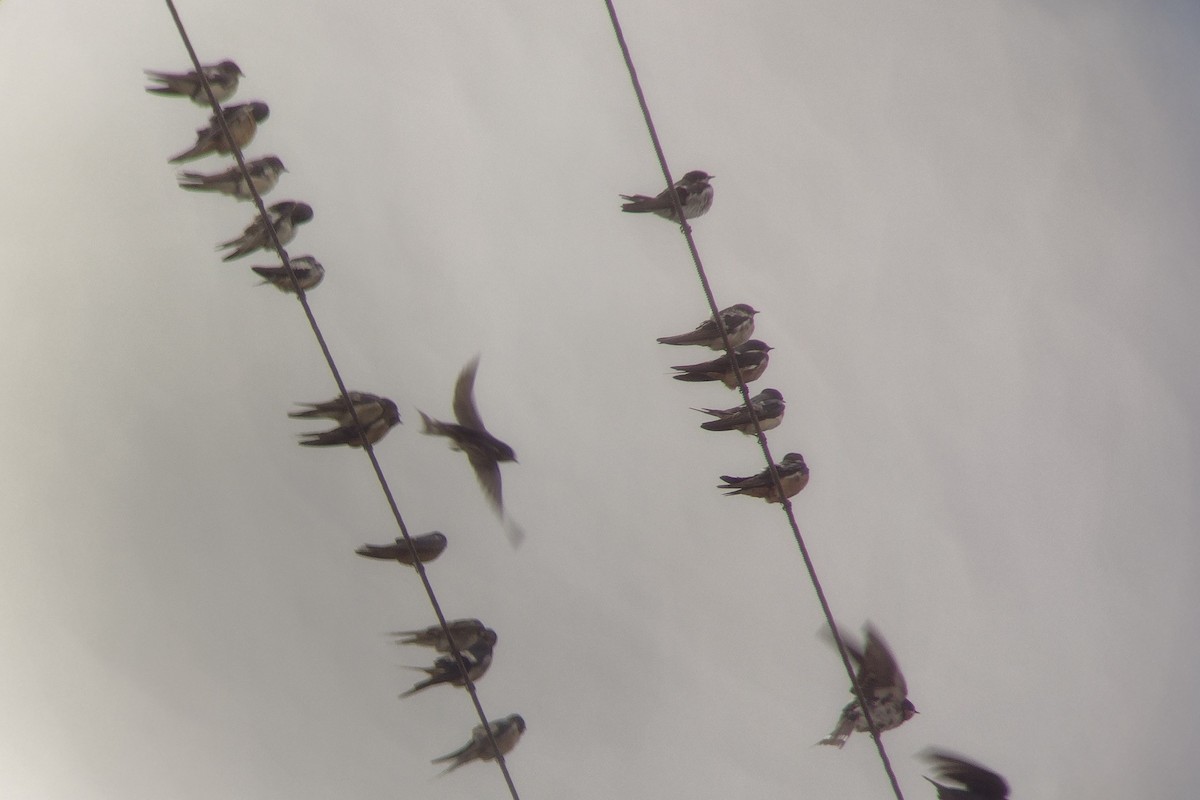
453, 355, 486, 432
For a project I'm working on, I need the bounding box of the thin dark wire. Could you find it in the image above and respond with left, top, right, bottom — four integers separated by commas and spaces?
603, 2, 906, 798
160, 3, 521, 795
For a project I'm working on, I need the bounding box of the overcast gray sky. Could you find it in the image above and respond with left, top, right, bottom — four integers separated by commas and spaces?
2, 1, 1198, 798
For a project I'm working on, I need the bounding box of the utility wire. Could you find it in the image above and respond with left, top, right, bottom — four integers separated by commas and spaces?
160, 3, 521, 797
602, 2, 907, 798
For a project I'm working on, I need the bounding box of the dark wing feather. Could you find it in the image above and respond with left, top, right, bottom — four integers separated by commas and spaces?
452, 356, 486, 432
859, 623, 905, 696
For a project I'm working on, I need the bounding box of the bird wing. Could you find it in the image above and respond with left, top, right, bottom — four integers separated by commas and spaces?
859, 624, 906, 696
467, 450, 504, 514
924, 751, 1009, 799
671, 352, 728, 373
452, 355, 486, 431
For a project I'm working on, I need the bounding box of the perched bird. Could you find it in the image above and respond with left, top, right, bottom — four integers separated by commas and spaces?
717, 451, 808, 502
178, 155, 286, 200
419, 356, 519, 542
391, 618, 490, 652
921, 753, 1008, 796
218, 200, 313, 261
671, 339, 772, 388
355, 532, 447, 565
168, 101, 269, 163
920, 750, 1009, 800
819, 623, 917, 748
696, 388, 785, 434
251, 255, 325, 293
433, 714, 526, 775
289, 391, 394, 427
292, 392, 400, 448
620, 170, 714, 222
657, 303, 758, 350
400, 628, 497, 698
145, 59, 243, 104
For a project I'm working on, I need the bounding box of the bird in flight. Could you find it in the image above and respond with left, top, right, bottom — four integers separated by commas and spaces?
419, 356, 522, 545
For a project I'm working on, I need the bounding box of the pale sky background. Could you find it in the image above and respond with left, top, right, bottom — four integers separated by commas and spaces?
1, 1, 1198, 798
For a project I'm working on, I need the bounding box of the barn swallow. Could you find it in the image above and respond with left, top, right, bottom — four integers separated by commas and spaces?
696, 388, 785, 434
355, 532, 447, 565
168, 101, 269, 163
218, 200, 313, 261
657, 304, 758, 349
400, 628, 497, 698
671, 340, 772, 388
289, 391, 393, 427
718, 451, 808, 502
818, 623, 917, 748
251, 255, 324, 293
391, 618, 489, 652
620, 170, 714, 221
145, 59, 243, 104
292, 392, 400, 448
419, 357, 519, 542
921, 750, 1009, 800
178, 155, 286, 199
432, 714, 526, 775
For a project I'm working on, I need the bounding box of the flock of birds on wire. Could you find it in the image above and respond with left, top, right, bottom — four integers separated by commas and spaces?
146, 57, 1011, 797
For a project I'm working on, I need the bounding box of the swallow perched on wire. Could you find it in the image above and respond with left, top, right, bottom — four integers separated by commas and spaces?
289, 391, 394, 427
400, 628, 497, 698
718, 451, 808, 502
291, 391, 400, 448
145, 59, 243, 104
696, 388, 785, 434
251, 255, 324, 293
671, 340, 772, 388
218, 200, 313, 261
818, 622, 917, 748
391, 618, 490, 652
355, 532, 447, 565
621, 170, 714, 222
657, 303, 758, 350
168, 101, 269, 163
419, 356, 520, 543
432, 714, 526, 775
920, 750, 1009, 800
178, 155, 286, 200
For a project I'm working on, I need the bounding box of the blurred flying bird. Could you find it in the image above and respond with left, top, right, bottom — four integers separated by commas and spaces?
168, 101, 268, 163
355, 532, 447, 565
218, 200, 312, 261
178, 155, 286, 199
671, 340, 772, 388
419, 356, 521, 545
251, 255, 324, 293
657, 303, 758, 349
696, 388, 785, 434
620, 170, 714, 221
145, 59, 242, 104
432, 714, 526, 775
717, 451, 808, 502
400, 628, 497, 698
818, 623, 917, 748
920, 750, 1009, 800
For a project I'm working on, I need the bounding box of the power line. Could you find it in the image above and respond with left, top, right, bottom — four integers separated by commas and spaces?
601, 2, 908, 798
159, 3, 522, 797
